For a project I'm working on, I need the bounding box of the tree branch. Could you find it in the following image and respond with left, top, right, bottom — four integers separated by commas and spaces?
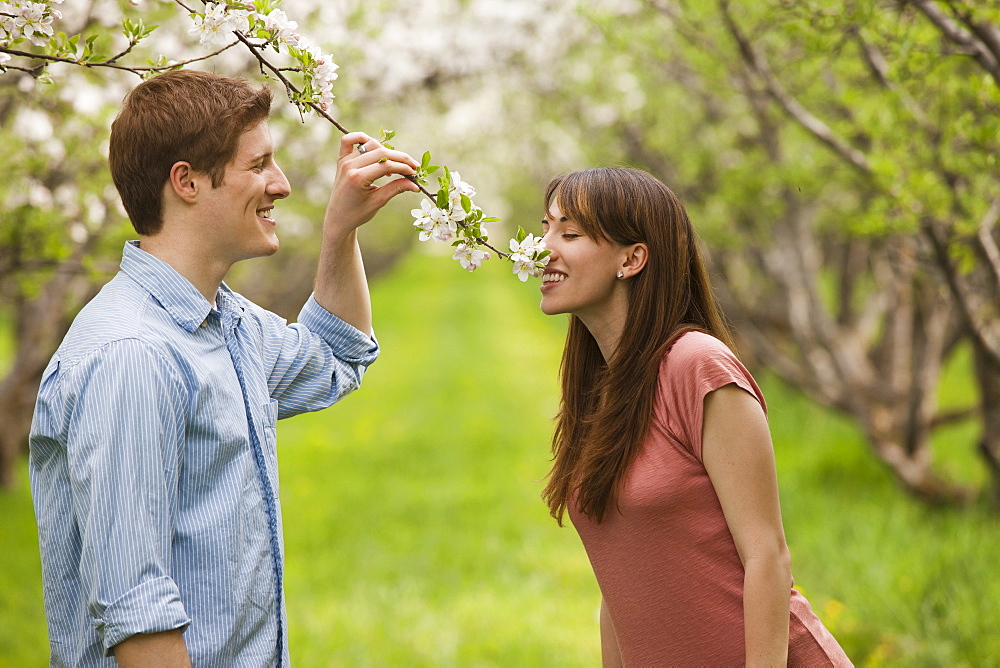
977, 197, 1000, 297
0, 42, 240, 78
907, 0, 1000, 87
718, 0, 873, 176
923, 217, 1000, 365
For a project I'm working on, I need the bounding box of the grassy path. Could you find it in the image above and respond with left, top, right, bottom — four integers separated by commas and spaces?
2, 250, 999, 665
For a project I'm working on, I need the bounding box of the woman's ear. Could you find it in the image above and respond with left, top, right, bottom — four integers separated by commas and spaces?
620, 243, 648, 279
167, 161, 200, 204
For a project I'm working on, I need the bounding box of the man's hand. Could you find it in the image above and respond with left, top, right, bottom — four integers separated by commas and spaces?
114, 629, 192, 667
311, 132, 420, 334
324, 132, 420, 236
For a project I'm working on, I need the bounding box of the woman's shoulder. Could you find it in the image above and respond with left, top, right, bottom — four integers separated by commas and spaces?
657, 329, 766, 418
659, 331, 739, 375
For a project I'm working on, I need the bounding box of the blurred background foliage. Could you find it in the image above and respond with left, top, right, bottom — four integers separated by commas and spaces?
2, 0, 999, 664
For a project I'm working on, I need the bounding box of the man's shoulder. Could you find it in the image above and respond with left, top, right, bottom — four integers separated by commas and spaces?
55, 273, 168, 367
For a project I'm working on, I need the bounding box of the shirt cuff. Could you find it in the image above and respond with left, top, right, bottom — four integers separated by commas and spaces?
298, 294, 380, 365
94, 575, 191, 656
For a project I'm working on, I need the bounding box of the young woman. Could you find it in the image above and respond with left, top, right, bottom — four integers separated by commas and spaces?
538, 167, 851, 667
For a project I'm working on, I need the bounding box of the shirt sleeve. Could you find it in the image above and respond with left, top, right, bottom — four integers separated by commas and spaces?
257, 293, 380, 418
656, 332, 767, 462
61, 338, 191, 654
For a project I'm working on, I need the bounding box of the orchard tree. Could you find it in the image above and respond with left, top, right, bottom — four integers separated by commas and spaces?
514, 0, 999, 503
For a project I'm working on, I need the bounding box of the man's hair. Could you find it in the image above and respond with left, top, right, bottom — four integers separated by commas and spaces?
109, 69, 273, 235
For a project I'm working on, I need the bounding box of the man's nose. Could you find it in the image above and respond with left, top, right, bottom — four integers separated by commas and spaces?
269, 164, 291, 199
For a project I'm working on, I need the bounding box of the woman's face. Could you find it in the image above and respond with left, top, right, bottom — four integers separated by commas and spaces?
539, 199, 628, 319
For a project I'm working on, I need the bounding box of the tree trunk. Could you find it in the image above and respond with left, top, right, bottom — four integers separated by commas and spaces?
865, 422, 973, 505
974, 341, 1000, 506
0, 359, 47, 488
0, 267, 97, 489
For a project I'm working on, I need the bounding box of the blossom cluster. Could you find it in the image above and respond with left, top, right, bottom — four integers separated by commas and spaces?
0, 0, 62, 48
508, 230, 550, 281
410, 158, 549, 280
187, 1, 339, 110
187, 3, 250, 48
412, 168, 494, 271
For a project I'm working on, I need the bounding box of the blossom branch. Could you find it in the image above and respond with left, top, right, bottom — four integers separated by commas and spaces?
0, 41, 240, 76
1, 0, 547, 279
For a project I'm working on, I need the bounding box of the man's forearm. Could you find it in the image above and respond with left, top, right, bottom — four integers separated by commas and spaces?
313, 227, 372, 335
114, 628, 192, 668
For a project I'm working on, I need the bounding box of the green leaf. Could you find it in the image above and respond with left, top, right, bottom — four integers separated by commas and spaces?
481, 217, 502, 223
460, 194, 473, 213
436, 188, 449, 209
515, 226, 527, 243
421, 151, 431, 169
536, 250, 552, 260
379, 128, 396, 150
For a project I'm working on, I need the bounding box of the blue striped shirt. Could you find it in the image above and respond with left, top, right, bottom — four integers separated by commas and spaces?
29, 241, 379, 666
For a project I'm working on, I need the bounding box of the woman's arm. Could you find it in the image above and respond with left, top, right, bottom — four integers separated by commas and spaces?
600, 597, 623, 668
702, 384, 791, 668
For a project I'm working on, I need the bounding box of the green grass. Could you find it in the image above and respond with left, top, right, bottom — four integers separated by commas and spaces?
1, 251, 998, 666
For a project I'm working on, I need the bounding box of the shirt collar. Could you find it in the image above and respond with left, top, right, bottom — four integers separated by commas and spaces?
120, 240, 217, 333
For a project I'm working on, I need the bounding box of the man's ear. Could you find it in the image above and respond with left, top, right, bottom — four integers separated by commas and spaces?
620, 243, 649, 279
168, 161, 200, 204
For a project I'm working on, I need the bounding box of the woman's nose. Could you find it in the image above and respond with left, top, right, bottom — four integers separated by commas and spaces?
541, 233, 558, 258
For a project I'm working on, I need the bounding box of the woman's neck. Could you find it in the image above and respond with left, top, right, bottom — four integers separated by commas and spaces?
577, 296, 629, 362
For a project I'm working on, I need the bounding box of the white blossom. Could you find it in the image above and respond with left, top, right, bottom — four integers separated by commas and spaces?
262, 8, 299, 46
508, 233, 545, 260
446, 171, 476, 220
0, 3, 13, 40
452, 243, 489, 272
446, 201, 468, 223
6, 1, 57, 46
412, 199, 457, 242
448, 171, 476, 199
188, 3, 249, 48
512, 258, 536, 282
0, 52, 10, 67
508, 233, 549, 281
312, 54, 339, 109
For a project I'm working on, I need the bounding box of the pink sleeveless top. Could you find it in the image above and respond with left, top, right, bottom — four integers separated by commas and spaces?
569, 332, 851, 666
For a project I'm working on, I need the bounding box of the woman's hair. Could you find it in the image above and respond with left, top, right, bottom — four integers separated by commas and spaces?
541, 167, 734, 524
109, 69, 273, 235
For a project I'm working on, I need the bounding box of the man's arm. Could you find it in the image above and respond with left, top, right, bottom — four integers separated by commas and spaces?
114, 629, 191, 667
312, 131, 419, 334
64, 339, 192, 655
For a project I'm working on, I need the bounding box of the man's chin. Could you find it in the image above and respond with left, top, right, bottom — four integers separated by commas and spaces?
259, 235, 280, 256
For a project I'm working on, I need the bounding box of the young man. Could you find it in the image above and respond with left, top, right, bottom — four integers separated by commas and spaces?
29, 69, 419, 665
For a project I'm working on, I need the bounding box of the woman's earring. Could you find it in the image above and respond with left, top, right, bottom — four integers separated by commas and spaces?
617, 271, 624, 279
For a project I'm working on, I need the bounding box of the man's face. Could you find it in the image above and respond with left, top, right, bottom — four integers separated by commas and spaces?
205, 120, 291, 263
